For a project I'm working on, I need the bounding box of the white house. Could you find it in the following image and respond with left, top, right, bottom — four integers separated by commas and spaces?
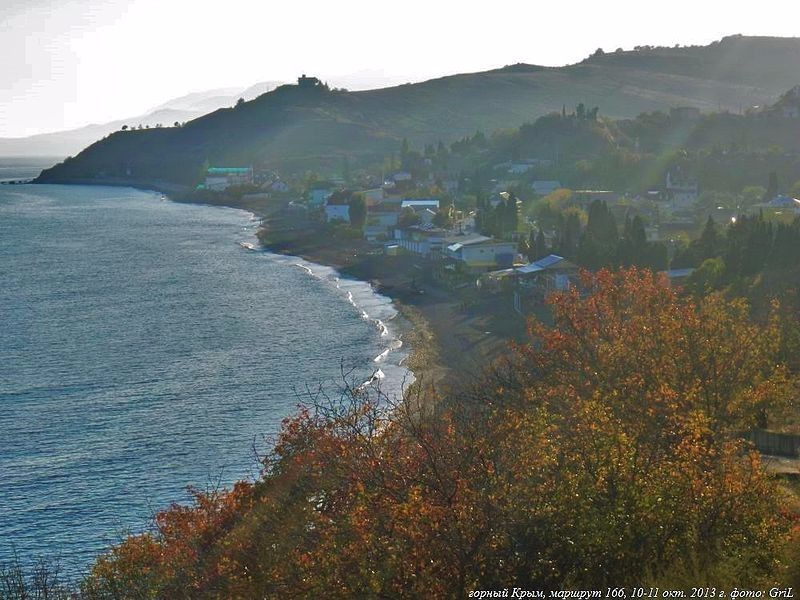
445, 235, 517, 270
393, 225, 448, 256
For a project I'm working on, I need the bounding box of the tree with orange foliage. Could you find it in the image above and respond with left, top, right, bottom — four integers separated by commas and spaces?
82, 269, 797, 598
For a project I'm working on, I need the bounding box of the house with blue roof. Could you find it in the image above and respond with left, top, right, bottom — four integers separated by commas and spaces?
761, 195, 800, 214
511, 254, 579, 312
515, 255, 577, 289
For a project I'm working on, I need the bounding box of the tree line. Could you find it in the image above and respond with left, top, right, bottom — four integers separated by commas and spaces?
675, 212, 800, 293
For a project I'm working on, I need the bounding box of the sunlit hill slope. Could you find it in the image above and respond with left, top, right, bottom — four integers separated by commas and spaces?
37, 35, 800, 186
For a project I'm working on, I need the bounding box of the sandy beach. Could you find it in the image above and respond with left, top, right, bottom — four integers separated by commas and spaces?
256, 223, 531, 396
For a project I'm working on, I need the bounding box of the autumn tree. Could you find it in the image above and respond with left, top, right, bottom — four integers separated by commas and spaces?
474, 269, 794, 584
81, 270, 797, 597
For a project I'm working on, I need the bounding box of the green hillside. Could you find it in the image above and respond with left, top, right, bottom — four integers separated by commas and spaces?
37, 35, 800, 186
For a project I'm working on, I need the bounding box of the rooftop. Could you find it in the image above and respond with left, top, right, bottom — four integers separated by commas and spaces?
445, 234, 491, 246
446, 235, 511, 252
208, 167, 252, 174
662, 268, 695, 279
401, 199, 440, 209
765, 195, 800, 207
516, 254, 572, 274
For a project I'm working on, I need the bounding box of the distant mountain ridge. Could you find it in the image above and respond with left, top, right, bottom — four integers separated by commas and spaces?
0, 81, 284, 158
37, 36, 800, 186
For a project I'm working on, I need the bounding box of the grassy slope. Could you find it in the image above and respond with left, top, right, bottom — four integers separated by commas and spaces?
37, 35, 800, 184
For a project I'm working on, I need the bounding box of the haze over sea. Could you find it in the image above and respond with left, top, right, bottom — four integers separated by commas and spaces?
0, 161, 411, 574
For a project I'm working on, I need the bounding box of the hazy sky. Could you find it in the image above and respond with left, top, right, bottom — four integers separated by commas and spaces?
2, 0, 799, 138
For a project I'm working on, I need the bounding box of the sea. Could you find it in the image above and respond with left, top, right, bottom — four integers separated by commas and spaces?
0, 159, 412, 576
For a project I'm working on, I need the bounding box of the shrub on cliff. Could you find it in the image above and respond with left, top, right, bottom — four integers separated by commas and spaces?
81, 269, 797, 598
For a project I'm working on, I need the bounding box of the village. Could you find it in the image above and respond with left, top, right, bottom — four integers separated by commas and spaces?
195, 127, 800, 331
168, 81, 800, 386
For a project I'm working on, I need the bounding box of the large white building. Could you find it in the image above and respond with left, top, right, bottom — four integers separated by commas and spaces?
392, 225, 447, 256
445, 235, 517, 270
204, 167, 253, 191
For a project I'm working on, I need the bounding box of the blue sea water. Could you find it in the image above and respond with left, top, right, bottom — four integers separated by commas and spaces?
0, 169, 411, 575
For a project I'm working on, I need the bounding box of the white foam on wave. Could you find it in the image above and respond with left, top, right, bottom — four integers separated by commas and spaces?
232, 210, 417, 401
374, 348, 391, 362
260, 249, 414, 401
295, 263, 314, 276
355, 368, 387, 392
374, 319, 389, 337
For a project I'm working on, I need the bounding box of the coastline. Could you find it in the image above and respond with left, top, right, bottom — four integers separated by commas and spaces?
255, 224, 524, 394
255, 248, 417, 403
30, 177, 518, 394
4, 181, 415, 574
253, 226, 453, 392
206, 198, 428, 401
183, 189, 520, 394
